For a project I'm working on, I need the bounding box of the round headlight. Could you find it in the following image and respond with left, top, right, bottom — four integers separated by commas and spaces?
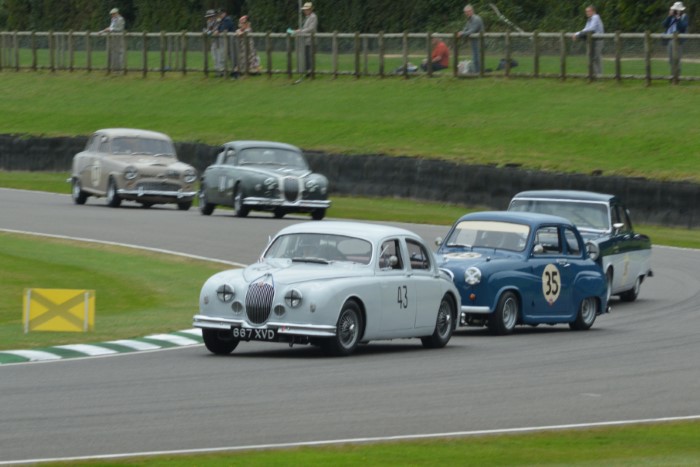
216, 284, 235, 302
284, 289, 303, 308
183, 169, 197, 184
464, 267, 482, 285
586, 241, 600, 261
124, 166, 138, 180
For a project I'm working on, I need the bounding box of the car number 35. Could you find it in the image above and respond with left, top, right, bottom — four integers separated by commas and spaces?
542, 264, 561, 304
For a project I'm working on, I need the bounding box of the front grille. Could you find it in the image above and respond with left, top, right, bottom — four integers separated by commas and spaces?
245, 281, 274, 324
137, 181, 180, 191
283, 177, 300, 202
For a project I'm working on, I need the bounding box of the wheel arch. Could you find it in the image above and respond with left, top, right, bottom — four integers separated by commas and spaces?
343, 296, 367, 341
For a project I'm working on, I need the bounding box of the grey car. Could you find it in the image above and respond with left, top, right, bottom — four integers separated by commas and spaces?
70, 128, 198, 209
198, 140, 331, 220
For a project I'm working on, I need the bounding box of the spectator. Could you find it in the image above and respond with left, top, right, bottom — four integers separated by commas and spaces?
662, 1, 689, 76
572, 5, 605, 77
458, 4, 484, 73
203, 9, 222, 75
421, 37, 450, 72
101, 8, 125, 71
214, 9, 235, 76
236, 16, 261, 75
295, 2, 318, 81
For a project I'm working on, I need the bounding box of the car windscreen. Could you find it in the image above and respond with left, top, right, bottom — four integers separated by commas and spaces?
509, 199, 610, 231
111, 137, 176, 156
238, 148, 308, 169
264, 233, 372, 264
445, 221, 530, 252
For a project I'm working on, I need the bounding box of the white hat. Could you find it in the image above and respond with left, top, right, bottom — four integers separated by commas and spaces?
671, 2, 686, 11
302, 2, 313, 10
204, 9, 216, 17
109, 8, 119, 15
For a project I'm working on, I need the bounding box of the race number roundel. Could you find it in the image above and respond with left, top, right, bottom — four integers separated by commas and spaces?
542, 264, 561, 305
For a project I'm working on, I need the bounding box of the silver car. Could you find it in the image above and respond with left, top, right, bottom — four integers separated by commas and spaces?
70, 128, 198, 209
194, 221, 459, 356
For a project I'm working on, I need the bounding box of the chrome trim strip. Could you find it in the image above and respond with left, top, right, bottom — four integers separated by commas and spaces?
192, 315, 337, 337
243, 197, 331, 208
460, 305, 491, 314
118, 189, 197, 198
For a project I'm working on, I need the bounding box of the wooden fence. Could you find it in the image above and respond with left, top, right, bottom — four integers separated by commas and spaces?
1, 30, 699, 84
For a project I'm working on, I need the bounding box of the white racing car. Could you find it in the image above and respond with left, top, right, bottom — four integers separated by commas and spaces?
194, 221, 459, 356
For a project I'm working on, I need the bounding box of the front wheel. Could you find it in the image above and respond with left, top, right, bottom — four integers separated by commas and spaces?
233, 185, 249, 218
570, 297, 598, 330
421, 295, 456, 348
321, 301, 362, 356
619, 276, 641, 302
199, 187, 215, 215
177, 200, 192, 211
106, 178, 122, 207
488, 291, 519, 335
202, 328, 239, 355
71, 178, 88, 205
311, 208, 326, 221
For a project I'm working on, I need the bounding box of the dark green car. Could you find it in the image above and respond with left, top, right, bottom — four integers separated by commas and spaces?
199, 141, 331, 220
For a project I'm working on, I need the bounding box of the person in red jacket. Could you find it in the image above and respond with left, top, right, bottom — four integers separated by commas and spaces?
421, 37, 450, 72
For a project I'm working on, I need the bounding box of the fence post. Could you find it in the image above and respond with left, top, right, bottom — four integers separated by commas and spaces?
533, 31, 540, 78
379, 31, 385, 78
426, 32, 433, 77
453, 32, 459, 78
332, 31, 338, 79
310, 32, 316, 79
286, 33, 292, 79
121, 30, 127, 75
644, 31, 651, 87
106, 33, 112, 74
586, 32, 594, 81
671, 32, 680, 85
478, 30, 484, 77
265, 32, 272, 78
402, 31, 409, 79
160, 31, 167, 77
142, 31, 148, 78
362, 35, 369, 76
354, 32, 361, 79
181, 32, 187, 75
31, 31, 37, 71
559, 31, 566, 81
203, 32, 209, 77
0, 33, 4, 71
614, 31, 621, 82
14, 31, 19, 71
49, 31, 55, 72
86, 31, 92, 73
505, 30, 511, 77
68, 30, 74, 72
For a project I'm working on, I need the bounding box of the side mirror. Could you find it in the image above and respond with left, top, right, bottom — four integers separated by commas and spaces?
532, 244, 544, 255
612, 223, 624, 234
435, 236, 443, 247
388, 255, 399, 267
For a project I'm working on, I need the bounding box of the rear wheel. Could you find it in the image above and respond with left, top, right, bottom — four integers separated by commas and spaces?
570, 297, 598, 330
71, 178, 88, 205
311, 208, 326, 221
177, 200, 192, 211
202, 328, 239, 355
273, 208, 285, 219
421, 295, 456, 348
488, 291, 519, 335
321, 301, 362, 356
106, 178, 122, 207
199, 187, 215, 215
619, 276, 641, 302
233, 184, 249, 217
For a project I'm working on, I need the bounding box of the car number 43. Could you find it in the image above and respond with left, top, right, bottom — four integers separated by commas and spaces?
397, 285, 409, 309
232, 327, 276, 341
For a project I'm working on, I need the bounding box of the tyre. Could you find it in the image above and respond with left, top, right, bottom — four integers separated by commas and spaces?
321, 301, 363, 356
177, 200, 192, 211
140, 202, 153, 209
273, 208, 285, 219
199, 187, 215, 215
605, 269, 613, 303
106, 178, 122, 208
488, 291, 519, 335
202, 328, 239, 355
619, 276, 641, 302
311, 208, 326, 221
421, 294, 456, 348
233, 184, 249, 217
71, 178, 88, 205
569, 297, 598, 330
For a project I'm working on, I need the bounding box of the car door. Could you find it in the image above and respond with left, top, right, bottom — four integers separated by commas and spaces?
528, 225, 575, 319
74, 134, 99, 192
610, 202, 648, 290
405, 238, 443, 329
92, 135, 112, 194
377, 238, 417, 332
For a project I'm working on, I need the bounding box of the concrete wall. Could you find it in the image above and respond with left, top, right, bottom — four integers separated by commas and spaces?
1, 134, 697, 228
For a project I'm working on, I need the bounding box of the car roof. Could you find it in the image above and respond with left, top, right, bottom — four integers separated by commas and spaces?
95, 128, 173, 140
457, 210, 574, 227
512, 190, 615, 203
274, 221, 420, 243
222, 140, 301, 152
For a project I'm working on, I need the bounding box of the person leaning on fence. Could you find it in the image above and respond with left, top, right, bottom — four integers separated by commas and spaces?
296, 2, 318, 80
662, 1, 689, 76
421, 37, 450, 72
572, 5, 605, 77
457, 5, 484, 74
216, 9, 236, 76
235, 16, 261, 75
203, 9, 222, 75
101, 8, 125, 71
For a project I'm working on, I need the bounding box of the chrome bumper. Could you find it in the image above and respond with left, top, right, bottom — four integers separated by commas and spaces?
118, 188, 197, 199
243, 197, 331, 209
193, 314, 336, 337
461, 305, 491, 314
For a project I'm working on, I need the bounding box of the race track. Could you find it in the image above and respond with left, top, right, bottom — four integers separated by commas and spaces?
1, 188, 699, 463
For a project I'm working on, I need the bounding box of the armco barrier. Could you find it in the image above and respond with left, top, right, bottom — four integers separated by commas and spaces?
0, 134, 697, 228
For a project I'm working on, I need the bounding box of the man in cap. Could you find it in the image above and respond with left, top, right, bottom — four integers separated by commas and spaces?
295, 2, 318, 81
203, 9, 224, 76
101, 8, 126, 72
662, 2, 689, 76
572, 5, 605, 77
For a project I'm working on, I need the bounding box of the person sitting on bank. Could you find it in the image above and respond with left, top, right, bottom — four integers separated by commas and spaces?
421, 37, 450, 72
